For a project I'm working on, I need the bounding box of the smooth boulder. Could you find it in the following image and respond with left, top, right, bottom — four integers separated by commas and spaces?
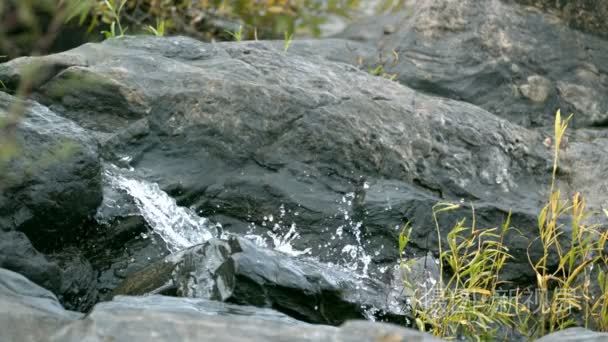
535, 328, 608, 342
0, 268, 82, 342
51, 295, 443, 342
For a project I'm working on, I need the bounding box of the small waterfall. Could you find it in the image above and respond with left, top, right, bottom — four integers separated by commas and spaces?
97, 164, 309, 256
98, 165, 213, 253
97, 165, 373, 276
96, 164, 401, 319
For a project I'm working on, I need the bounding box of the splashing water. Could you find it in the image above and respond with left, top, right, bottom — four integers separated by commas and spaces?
99, 164, 372, 276
334, 193, 372, 275
244, 204, 312, 257
99, 165, 309, 257
97, 165, 403, 320
98, 165, 213, 253
247, 193, 373, 275
267, 223, 311, 257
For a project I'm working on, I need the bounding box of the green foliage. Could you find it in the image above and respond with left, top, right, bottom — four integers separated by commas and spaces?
100, 0, 128, 38
404, 204, 521, 340
527, 110, 608, 336
225, 25, 244, 41
283, 31, 294, 52
0, 0, 363, 57
145, 19, 167, 37
366, 50, 399, 80
81, 0, 362, 41
375, 0, 409, 13
401, 110, 608, 340
0, 0, 97, 57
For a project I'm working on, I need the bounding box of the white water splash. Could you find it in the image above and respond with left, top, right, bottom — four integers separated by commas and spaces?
99, 165, 309, 257
99, 165, 213, 253
267, 223, 311, 257
99, 165, 372, 276
244, 205, 312, 257
333, 192, 372, 275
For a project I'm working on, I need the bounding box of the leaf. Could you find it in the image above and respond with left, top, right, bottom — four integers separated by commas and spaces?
398, 222, 411, 254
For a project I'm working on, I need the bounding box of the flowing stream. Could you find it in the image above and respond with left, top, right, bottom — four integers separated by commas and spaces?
97, 164, 373, 274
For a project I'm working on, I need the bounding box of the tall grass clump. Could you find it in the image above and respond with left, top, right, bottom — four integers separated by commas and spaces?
400, 110, 608, 340
400, 205, 523, 340
528, 110, 608, 335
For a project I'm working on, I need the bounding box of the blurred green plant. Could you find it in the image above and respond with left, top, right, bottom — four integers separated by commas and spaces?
101, 0, 128, 38
225, 24, 244, 41
283, 30, 294, 52
145, 18, 167, 36
82, 0, 363, 42
1, 0, 365, 58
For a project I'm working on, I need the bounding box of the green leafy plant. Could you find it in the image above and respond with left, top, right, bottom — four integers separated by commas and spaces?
367, 51, 399, 80
145, 19, 167, 37
283, 31, 294, 52
527, 110, 608, 335
402, 204, 521, 340
225, 25, 244, 41
101, 0, 128, 38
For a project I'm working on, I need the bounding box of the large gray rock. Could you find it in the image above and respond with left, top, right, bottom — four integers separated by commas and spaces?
0, 268, 82, 342
511, 0, 608, 37
0, 92, 102, 248
50, 295, 443, 342
0, 36, 557, 283
0, 267, 443, 342
535, 327, 608, 342
337, 0, 608, 128
0, 92, 103, 311
0, 230, 62, 293
95, 295, 306, 325
559, 128, 608, 219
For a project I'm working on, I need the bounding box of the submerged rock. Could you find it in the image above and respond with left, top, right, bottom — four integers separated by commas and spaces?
118, 235, 408, 325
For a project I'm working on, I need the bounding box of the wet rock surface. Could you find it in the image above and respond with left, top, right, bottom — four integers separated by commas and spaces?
0, 36, 559, 284
118, 236, 407, 325
0, 230, 62, 294
0, 92, 102, 244
0, 267, 444, 342
0, 0, 607, 337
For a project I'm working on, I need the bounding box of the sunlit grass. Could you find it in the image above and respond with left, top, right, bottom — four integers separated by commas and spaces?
401, 110, 608, 340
